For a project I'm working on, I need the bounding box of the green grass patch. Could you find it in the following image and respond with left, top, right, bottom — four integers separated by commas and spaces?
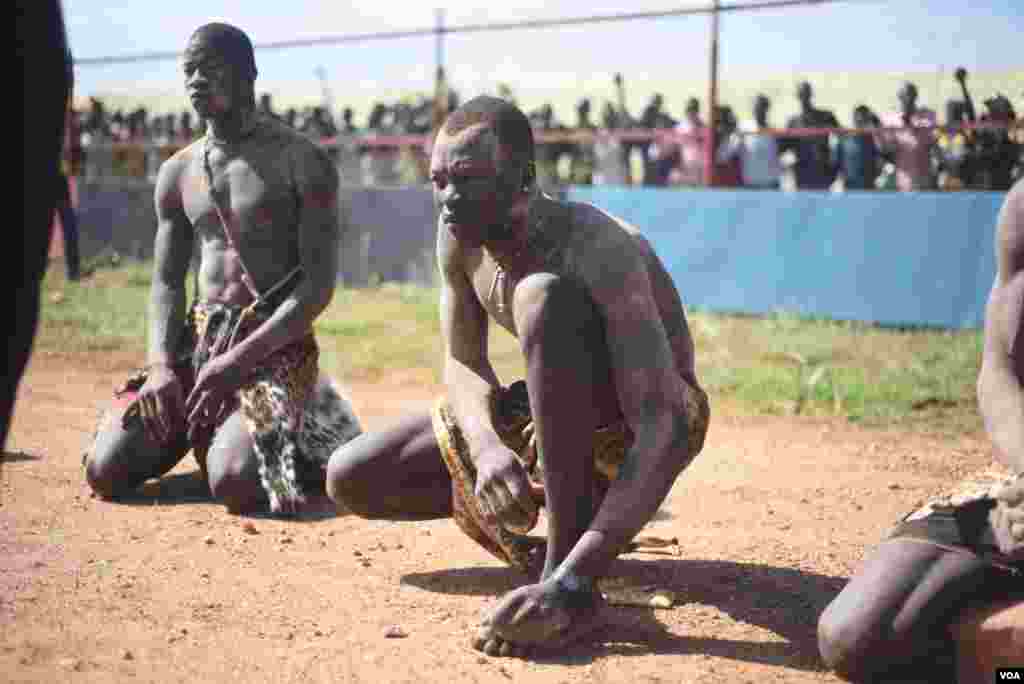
689, 310, 983, 432
37, 261, 153, 354
37, 262, 984, 433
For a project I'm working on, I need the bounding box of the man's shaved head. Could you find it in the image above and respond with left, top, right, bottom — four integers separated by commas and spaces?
444, 96, 535, 173
185, 22, 257, 81
431, 96, 539, 245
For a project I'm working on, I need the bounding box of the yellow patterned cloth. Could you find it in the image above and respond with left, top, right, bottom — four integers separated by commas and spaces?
103, 301, 353, 514
432, 378, 709, 571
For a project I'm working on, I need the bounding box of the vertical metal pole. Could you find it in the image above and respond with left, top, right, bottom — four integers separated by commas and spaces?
435, 8, 445, 73
433, 8, 447, 132
704, 0, 720, 188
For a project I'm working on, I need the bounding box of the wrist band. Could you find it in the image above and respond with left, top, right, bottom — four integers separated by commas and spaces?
555, 569, 595, 594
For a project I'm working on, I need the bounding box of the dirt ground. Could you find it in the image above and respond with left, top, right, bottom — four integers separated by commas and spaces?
1, 351, 997, 684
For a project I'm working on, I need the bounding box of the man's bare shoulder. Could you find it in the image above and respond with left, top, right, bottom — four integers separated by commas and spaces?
159, 140, 201, 179
1003, 177, 1024, 211
154, 140, 201, 207
564, 199, 653, 277
999, 179, 1024, 240
996, 179, 1024, 278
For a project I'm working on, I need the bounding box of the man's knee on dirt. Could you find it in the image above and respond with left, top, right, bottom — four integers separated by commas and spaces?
206, 444, 265, 514
325, 445, 391, 519
817, 606, 877, 680
83, 413, 150, 499
817, 598, 921, 681
84, 448, 123, 499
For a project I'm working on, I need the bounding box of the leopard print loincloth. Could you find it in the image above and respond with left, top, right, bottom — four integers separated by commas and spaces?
900, 463, 1017, 523
89, 301, 363, 515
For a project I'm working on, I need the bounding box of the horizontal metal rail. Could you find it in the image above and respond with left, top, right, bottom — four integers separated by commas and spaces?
74, 0, 843, 66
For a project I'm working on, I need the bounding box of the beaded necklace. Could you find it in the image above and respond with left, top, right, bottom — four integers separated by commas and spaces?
486, 217, 540, 315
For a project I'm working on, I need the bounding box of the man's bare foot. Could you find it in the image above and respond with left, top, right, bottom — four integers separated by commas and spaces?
471, 578, 605, 657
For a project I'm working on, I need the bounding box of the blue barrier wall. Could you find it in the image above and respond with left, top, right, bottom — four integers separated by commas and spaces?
567, 188, 1006, 329
78, 178, 1005, 329
73, 180, 440, 286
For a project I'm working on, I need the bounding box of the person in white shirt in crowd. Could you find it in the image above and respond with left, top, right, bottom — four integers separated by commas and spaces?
592, 102, 630, 186
737, 94, 781, 190
334, 106, 363, 188
720, 94, 782, 188
361, 103, 402, 187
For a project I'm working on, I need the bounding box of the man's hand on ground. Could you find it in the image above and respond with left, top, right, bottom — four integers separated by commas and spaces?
129, 367, 185, 444
473, 442, 539, 532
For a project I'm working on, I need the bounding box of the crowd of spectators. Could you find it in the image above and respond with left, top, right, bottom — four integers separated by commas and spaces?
70, 67, 1022, 192
548, 68, 1021, 192
70, 89, 450, 186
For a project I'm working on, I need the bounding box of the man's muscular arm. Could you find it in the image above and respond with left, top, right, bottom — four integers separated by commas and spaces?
978, 180, 1024, 472
556, 229, 696, 581
229, 142, 341, 368
135, 153, 193, 442
148, 154, 194, 368
437, 220, 539, 522
437, 220, 503, 451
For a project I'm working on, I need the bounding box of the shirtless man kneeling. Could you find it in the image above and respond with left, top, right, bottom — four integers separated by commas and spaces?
817, 180, 1024, 680
326, 96, 710, 655
83, 23, 361, 515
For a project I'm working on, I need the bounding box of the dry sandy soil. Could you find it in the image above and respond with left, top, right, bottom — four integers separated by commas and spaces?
1, 351, 998, 683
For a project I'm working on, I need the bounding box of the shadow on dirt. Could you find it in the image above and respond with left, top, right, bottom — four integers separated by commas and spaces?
402, 565, 531, 597
112, 471, 343, 521
402, 557, 851, 673
114, 471, 213, 506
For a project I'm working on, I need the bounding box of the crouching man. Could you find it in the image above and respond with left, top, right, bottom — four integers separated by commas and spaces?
327, 96, 710, 655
